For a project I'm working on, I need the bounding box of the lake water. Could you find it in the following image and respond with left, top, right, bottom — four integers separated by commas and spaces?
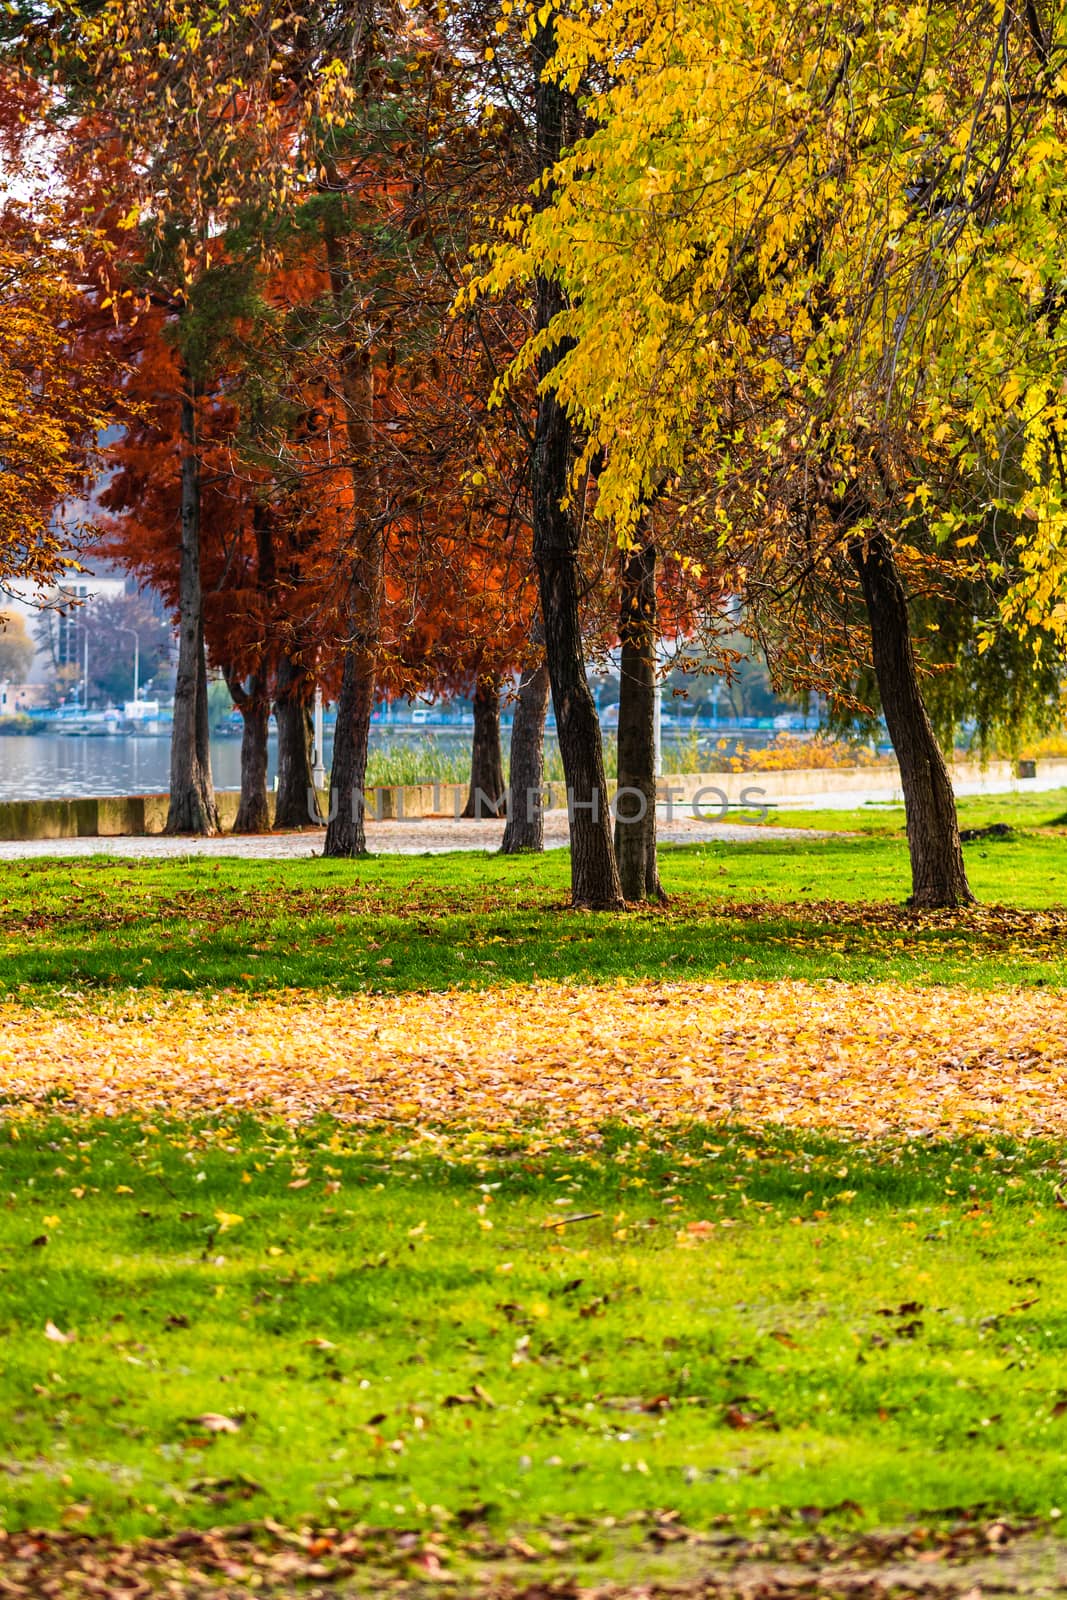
0, 733, 313, 802
0, 727, 493, 801
0, 726, 754, 802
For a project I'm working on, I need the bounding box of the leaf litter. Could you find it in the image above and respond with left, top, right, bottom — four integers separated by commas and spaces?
2, 980, 1067, 1137
0, 1512, 1063, 1597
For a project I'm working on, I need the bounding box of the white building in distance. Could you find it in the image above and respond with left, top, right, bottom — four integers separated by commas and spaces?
3, 570, 128, 685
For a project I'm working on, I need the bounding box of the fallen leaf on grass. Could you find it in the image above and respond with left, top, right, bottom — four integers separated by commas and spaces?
443, 1384, 495, 1409
44, 1320, 75, 1344
724, 1399, 778, 1431
188, 1474, 264, 1504
189, 1413, 242, 1435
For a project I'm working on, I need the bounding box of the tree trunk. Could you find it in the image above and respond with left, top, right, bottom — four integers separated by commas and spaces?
501, 656, 551, 853
275, 653, 320, 828
463, 677, 506, 818
325, 643, 376, 854
231, 675, 271, 834
166, 380, 219, 836
230, 498, 275, 834
322, 219, 382, 858
535, 545, 621, 907
849, 529, 973, 908
531, 16, 622, 910
614, 536, 663, 901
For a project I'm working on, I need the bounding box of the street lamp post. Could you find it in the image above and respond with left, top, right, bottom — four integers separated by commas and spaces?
115, 624, 140, 706
312, 687, 326, 789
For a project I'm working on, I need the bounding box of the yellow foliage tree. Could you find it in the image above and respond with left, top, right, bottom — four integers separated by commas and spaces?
472, 0, 1067, 906
0, 219, 103, 588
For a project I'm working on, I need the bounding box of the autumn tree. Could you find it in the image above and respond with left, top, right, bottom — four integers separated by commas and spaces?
21, 0, 388, 836
67, 36, 545, 847
226, 350, 352, 833
0, 230, 104, 591
462, 1, 703, 901
473, 0, 1067, 906
522, 14, 623, 905
373, 302, 542, 823
194, 3, 488, 858
0, 74, 104, 591
85, 289, 347, 834
295, 16, 559, 852
375, 0, 605, 862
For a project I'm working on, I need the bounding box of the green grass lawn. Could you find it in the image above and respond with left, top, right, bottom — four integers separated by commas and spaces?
1, 790, 1065, 997
2, 1120, 1066, 1555
2, 807, 1066, 1584
774, 786, 1067, 834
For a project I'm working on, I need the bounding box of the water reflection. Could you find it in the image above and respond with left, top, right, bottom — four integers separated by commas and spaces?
0, 730, 478, 801
0, 727, 734, 802
0, 734, 291, 801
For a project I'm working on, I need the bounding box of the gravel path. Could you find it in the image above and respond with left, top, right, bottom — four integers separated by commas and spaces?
0, 807, 827, 859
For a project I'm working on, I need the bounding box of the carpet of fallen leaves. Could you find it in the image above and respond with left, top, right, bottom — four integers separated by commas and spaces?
0, 1514, 1061, 1598
3, 980, 1067, 1137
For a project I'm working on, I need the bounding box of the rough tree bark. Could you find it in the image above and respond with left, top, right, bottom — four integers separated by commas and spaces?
166, 378, 219, 835
848, 526, 973, 908
501, 653, 551, 853
275, 653, 321, 828
531, 16, 623, 909
228, 669, 272, 833
322, 214, 383, 858
462, 676, 506, 818
227, 498, 276, 833
614, 535, 663, 901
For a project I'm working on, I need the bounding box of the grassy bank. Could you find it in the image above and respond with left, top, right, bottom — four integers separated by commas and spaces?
1, 791, 1065, 996
2, 1121, 1066, 1550
2, 804, 1065, 1587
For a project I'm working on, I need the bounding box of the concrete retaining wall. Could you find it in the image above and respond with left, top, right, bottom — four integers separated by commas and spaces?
0, 757, 1064, 840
